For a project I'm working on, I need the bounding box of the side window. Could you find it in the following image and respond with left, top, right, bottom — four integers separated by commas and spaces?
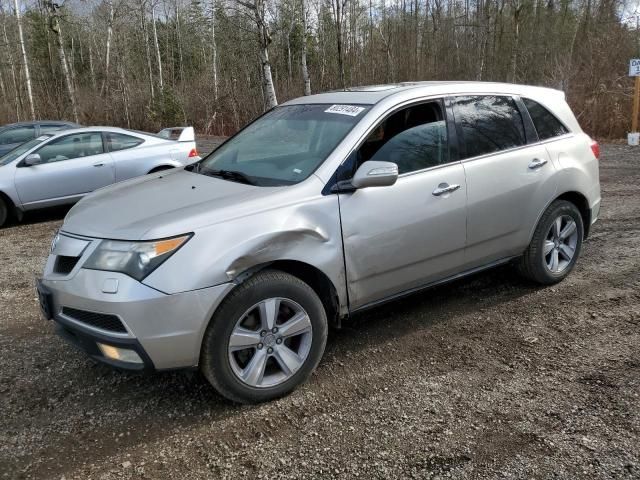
0, 125, 36, 145
105, 132, 144, 152
523, 98, 569, 140
36, 133, 104, 164
40, 124, 69, 134
357, 101, 449, 175
453, 96, 525, 159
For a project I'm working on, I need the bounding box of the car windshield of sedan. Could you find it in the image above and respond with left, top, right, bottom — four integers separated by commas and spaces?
196, 104, 370, 186
0, 135, 52, 166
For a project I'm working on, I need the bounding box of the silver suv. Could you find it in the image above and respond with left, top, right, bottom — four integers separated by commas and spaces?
38, 82, 601, 403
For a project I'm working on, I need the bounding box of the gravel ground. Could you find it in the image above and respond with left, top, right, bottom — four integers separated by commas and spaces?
0, 143, 638, 479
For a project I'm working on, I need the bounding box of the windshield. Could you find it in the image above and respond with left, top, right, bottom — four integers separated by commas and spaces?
0, 135, 52, 166
197, 104, 369, 186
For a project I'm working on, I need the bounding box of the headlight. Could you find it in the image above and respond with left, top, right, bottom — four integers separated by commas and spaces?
84, 234, 191, 281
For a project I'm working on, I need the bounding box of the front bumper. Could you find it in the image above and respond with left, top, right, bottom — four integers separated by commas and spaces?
40, 267, 233, 371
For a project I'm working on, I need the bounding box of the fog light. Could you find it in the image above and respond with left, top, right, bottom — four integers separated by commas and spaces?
97, 343, 143, 364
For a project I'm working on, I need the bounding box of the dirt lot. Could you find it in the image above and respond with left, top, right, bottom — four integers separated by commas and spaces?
0, 143, 638, 479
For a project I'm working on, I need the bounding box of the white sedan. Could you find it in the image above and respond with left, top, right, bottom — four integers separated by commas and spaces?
0, 126, 200, 227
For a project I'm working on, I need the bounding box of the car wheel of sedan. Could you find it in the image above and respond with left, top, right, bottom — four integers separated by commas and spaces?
518, 200, 584, 285
200, 270, 328, 404
0, 197, 7, 228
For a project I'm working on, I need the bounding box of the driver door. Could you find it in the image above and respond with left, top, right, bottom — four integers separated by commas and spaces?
14, 132, 115, 209
338, 100, 468, 309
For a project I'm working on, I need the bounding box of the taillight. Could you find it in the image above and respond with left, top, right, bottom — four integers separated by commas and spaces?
590, 140, 600, 160
188, 148, 199, 158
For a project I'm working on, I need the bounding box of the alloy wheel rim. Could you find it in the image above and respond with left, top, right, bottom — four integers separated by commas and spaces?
228, 297, 313, 388
544, 214, 578, 274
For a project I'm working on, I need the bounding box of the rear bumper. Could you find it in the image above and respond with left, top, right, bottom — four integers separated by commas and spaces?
40, 268, 234, 370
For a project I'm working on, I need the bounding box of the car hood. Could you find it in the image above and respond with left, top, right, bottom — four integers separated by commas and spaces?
62, 169, 289, 240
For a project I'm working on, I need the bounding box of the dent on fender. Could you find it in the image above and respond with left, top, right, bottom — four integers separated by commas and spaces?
224, 224, 331, 279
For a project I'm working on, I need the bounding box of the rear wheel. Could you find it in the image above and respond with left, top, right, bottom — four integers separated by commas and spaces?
518, 200, 584, 284
200, 270, 328, 404
0, 197, 8, 228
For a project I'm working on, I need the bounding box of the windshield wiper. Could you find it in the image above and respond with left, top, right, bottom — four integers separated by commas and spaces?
201, 168, 256, 185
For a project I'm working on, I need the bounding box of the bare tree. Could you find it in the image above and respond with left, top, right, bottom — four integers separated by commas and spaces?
300, 0, 311, 95
237, 0, 278, 108
45, 0, 79, 122
102, 0, 114, 94
211, 0, 219, 100
13, 0, 35, 119
330, 0, 347, 89
151, 1, 164, 91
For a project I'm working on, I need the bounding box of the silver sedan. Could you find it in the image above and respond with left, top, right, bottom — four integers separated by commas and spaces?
0, 126, 200, 227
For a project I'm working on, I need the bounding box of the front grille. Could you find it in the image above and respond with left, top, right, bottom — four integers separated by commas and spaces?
54, 255, 80, 275
61, 307, 127, 333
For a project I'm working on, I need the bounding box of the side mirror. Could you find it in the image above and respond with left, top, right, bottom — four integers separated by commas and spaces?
23, 153, 43, 166
351, 160, 399, 189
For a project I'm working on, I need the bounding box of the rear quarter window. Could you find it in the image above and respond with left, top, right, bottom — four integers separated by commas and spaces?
106, 132, 144, 152
523, 98, 569, 140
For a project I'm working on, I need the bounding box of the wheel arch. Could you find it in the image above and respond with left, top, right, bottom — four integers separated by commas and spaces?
231, 260, 342, 329
554, 191, 591, 239
0, 190, 21, 222
527, 190, 592, 245
147, 164, 177, 174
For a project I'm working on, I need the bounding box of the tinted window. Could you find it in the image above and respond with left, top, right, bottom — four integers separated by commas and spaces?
106, 132, 144, 152
36, 133, 104, 163
358, 101, 449, 174
453, 96, 525, 159
200, 104, 369, 186
0, 125, 35, 145
523, 98, 569, 140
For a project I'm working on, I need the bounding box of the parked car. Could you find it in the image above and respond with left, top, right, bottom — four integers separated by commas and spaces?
37, 82, 600, 403
0, 126, 199, 226
0, 121, 79, 156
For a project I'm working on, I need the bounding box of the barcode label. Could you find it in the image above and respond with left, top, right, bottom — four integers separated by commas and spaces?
325, 105, 365, 116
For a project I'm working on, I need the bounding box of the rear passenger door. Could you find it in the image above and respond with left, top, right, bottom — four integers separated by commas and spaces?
451, 95, 557, 267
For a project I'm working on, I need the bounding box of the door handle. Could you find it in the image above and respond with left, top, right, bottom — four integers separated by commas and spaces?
432, 183, 461, 196
528, 158, 548, 170
93, 163, 105, 167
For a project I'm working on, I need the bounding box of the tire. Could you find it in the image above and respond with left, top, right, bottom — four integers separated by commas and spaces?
518, 200, 584, 285
200, 270, 328, 404
0, 197, 7, 228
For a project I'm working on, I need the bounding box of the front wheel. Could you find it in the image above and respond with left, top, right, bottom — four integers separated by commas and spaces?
200, 270, 328, 404
518, 200, 584, 285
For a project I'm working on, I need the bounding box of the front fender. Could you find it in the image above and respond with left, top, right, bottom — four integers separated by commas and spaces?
142, 193, 348, 309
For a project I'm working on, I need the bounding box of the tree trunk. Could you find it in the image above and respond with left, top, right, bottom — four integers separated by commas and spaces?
509, 2, 521, 83
211, 0, 218, 100
141, 1, 155, 100
237, 0, 277, 109
13, 0, 35, 119
152, 3, 164, 91
47, 1, 79, 122
102, 0, 114, 94
2, 22, 21, 120
332, 0, 346, 89
300, 0, 311, 95
175, 0, 185, 85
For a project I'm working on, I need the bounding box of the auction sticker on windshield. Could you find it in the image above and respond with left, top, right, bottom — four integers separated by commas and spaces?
325, 105, 366, 116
